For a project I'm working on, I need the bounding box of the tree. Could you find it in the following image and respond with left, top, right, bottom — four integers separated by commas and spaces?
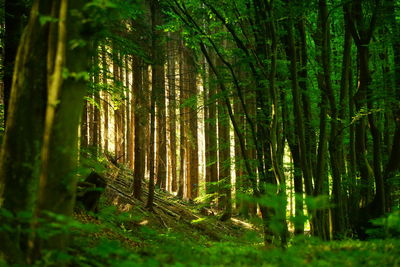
0, 0, 91, 262
132, 56, 145, 199
3, 0, 29, 124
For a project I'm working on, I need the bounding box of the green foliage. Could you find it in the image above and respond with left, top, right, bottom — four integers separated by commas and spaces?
78, 147, 108, 178
369, 209, 400, 239
38, 15, 59, 26
305, 195, 333, 211
3, 197, 400, 267
62, 68, 90, 82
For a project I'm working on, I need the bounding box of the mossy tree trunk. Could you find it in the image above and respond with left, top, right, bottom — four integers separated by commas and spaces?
0, 0, 52, 262
1, 0, 91, 262
35, 0, 91, 256
3, 0, 29, 124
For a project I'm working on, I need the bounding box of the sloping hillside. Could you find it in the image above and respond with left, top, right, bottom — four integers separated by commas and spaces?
66, 164, 400, 267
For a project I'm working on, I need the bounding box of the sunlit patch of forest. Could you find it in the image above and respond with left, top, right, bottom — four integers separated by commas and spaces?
0, 0, 399, 266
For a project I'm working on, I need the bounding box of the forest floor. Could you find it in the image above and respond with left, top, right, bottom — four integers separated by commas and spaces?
66, 162, 400, 267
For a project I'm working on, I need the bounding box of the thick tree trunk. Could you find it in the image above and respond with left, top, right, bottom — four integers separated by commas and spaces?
3, 0, 29, 124
35, 0, 90, 255
1, 0, 90, 262
0, 0, 51, 261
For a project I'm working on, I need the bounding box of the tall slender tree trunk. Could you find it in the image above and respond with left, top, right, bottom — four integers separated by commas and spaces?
177, 42, 185, 199
297, 19, 316, 178
234, 96, 244, 213
113, 51, 122, 162
282, 84, 304, 235
120, 57, 126, 163
155, 65, 167, 190
338, 17, 352, 234
147, 0, 163, 209
168, 37, 178, 192
132, 56, 144, 199
81, 101, 88, 147
184, 48, 199, 200
153, 2, 167, 191
126, 55, 133, 167
101, 45, 109, 152
93, 46, 101, 154
206, 52, 218, 200
217, 85, 231, 219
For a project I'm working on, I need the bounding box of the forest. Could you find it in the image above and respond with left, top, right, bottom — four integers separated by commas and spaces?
0, 0, 399, 266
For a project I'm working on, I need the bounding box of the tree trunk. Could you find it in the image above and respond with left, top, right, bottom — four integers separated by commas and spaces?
0, 0, 90, 261
167, 36, 177, 192
177, 42, 185, 199
384, 0, 400, 211
218, 85, 231, 219
184, 47, 199, 200
234, 95, 244, 213
35, 0, 90, 255
152, 1, 167, 191
101, 45, 109, 152
0, 0, 51, 261
125, 55, 133, 167
113, 51, 123, 162
132, 57, 144, 199
319, 0, 344, 239
3, 0, 29, 124
93, 46, 101, 154
206, 53, 218, 199
81, 101, 88, 147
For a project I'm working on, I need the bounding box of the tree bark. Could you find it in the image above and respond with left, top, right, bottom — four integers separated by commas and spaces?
167, 36, 178, 192
35, 0, 90, 255
0, 0, 51, 261
3, 0, 29, 124
101, 45, 109, 152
